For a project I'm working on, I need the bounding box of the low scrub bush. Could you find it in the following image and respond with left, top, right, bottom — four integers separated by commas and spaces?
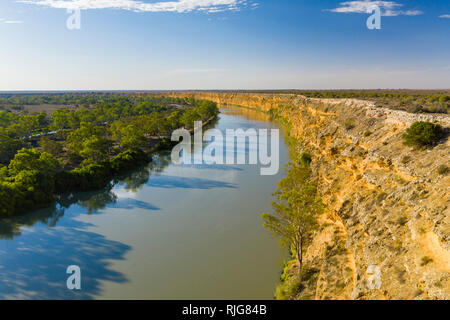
344, 119, 356, 130
402, 121, 444, 147
421, 256, 433, 266
437, 165, 448, 175
299, 152, 312, 168
401, 155, 411, 164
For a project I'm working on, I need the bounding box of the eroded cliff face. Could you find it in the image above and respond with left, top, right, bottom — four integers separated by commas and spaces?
168, 92, 449, 300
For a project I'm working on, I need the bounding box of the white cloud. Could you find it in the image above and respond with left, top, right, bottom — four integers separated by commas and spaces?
327, 1, 423, 17
18, 0, 257, 14
439, 14, 450, 19
1, 18, 24, 24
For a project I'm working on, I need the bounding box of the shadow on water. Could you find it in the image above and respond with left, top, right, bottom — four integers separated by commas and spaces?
0, 164, 163, 299
180, 164, 244, 172
0, 164, 162, 240
145, 175, 237, 189
0, 217, 130, 299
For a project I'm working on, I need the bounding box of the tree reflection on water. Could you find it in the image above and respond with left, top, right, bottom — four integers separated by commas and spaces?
0, 155, 171, 299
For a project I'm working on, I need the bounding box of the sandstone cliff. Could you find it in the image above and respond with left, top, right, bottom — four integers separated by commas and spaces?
167, 92, 449, 300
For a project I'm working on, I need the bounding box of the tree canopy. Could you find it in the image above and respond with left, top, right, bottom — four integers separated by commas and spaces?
262, 163, 323, 276
0, 93, 219, 217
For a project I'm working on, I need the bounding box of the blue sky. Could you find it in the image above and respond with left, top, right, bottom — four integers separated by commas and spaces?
0, 0, 449, 90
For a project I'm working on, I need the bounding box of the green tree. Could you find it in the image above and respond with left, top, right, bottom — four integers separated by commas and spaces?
0, 165, 7, 181
138, 112, 170, 136
110, 121, 147, 150
75, 108, 96, 124
6, 114, 41, 138
167, 111, 181, 129
0, 182, 15, 216
181, 109, 200, 130
132, 101, 155, 115
4, 148, 63, 215
11, 170, 56, 213
0, 111, 17, 127
8, 148, 62, 176
79, 136, 112, 164
0, 130, 29, 164
39, 138, 64, 157
195, 100, 219, 121
67, 122, 104, 155
262, 166, 323, 276
36, 112, 49, 128
52, 109, 70, 130
52, 109, 79, 130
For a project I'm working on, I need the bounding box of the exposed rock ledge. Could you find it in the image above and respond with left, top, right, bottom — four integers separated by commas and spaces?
167, 92, 449, 300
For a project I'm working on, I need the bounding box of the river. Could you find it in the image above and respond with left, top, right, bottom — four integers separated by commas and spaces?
0, 106, 289, 300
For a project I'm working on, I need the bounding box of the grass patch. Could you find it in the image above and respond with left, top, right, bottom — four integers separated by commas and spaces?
275, 262, 320, 300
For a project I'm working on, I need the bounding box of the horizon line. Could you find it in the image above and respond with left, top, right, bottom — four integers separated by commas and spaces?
1, 88, 450, 93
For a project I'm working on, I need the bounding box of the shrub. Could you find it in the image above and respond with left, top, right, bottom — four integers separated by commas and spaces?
363, 130, 372, 137
300, 265, 320, 282
411, 105, 424, 113
402, 121, 444, 147
110, 149, 149, 175
424, 103, 448, 114
286, 280, 304, 297
330, 147, 339, 156
335, 241, 347, 255
401, 155, 411, 164
420, 256, 433, 266
437, 165, 448, 175
299, 152, 312, 168
344, 119, 356, 130
397, 216, 408, 226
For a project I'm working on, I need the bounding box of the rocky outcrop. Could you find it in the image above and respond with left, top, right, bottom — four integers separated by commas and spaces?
166, 92, 450, 300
